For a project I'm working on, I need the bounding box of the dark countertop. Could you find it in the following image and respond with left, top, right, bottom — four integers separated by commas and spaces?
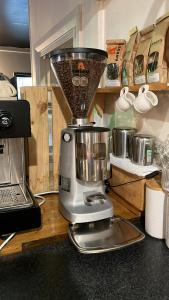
0, 222, 169, 300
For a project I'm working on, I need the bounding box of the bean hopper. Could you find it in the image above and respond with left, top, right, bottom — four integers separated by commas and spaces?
50, 48, 144, 253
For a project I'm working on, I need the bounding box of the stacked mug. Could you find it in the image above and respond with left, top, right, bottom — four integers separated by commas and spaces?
113, 84, 157, 165
115, 84, 158, 113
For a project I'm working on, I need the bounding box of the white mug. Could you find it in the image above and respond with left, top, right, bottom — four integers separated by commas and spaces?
0, 81, 17, 97
115, 87, 135, 112
133, 84, 158, 114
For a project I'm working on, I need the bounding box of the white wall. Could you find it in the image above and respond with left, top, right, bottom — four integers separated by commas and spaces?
29, 0, 100, 48
29, 0, 102, 84
105, 0, 169, 40
29, 0, 169, 53
29, 0, 80, 44
0, 47, 31, 78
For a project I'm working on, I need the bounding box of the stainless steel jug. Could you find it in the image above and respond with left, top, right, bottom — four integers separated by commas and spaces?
112, 127, 136, 158
132, 134, 155, 165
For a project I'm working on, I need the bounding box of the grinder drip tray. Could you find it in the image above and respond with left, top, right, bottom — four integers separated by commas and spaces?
69, 217, 145, 254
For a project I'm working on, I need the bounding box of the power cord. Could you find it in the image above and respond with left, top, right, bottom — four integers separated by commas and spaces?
34, 190, 59, 207
105, 170, 161, 193
110, 177, 145, 188
34, 191, 59, 196
34, 195, 46, 207
0, 232, 16, 251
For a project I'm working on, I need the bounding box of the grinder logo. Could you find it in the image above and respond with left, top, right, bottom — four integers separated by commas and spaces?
72, 61, 88, 86
78, 62, 85, 70
72, 76, 88, 87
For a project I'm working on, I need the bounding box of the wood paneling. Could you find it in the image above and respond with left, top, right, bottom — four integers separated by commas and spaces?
21, 86, 69, 194
51, 88, 68, 190
110, 165, 146, 211
21, 87, 50, 193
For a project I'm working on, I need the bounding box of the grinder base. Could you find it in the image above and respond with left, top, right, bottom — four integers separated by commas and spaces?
69, 217, 145, 254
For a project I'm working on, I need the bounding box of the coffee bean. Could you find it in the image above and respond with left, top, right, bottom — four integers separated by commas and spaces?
53, 59, 106, 118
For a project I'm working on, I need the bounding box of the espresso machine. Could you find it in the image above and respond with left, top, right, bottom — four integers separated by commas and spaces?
0, 100, 41, 235
50, 48, 144, 253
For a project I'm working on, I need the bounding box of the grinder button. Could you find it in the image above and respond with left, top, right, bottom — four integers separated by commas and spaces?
63, 132, 72, 143
0, 111, 13, 128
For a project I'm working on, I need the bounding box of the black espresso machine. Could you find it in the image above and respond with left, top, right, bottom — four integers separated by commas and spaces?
0, 100, 41, 235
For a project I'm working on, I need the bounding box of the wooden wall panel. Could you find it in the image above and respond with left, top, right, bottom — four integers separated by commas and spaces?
21, 87, 50, 193
110, 165, 146, 211
21, 86, 70, 194
51, 87, 69, 191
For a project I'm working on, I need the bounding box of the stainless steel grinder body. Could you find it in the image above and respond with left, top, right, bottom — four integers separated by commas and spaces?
76, 129, 110, 182
59, 126, 113, 224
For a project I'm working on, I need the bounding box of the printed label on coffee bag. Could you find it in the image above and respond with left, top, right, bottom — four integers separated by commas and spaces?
134, 25, 154, 85
135, 75, 146, 84
106, 79, 121, 86
106, 40, 126, 87
147, 73, 160, 83
146, 15, 169, 84
122, 30, 139, 86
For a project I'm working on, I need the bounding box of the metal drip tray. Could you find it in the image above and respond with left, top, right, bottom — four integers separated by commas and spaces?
69, 217, 145, 254
0, 184, 33, 210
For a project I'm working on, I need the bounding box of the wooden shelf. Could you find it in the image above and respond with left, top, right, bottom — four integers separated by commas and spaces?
97, 84, 169, 94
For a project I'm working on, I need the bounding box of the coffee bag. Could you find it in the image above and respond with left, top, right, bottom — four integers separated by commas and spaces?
134, 25, 154, 85
147, 12, 169, 84
105, 40, 126, 86
122, 27, 139, 86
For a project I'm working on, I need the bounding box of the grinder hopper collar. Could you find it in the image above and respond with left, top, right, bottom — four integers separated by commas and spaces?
49, 47, 107, 123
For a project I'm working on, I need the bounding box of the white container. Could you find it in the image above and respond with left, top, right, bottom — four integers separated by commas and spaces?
145, 182, 165, 239
161, 169, 169, 248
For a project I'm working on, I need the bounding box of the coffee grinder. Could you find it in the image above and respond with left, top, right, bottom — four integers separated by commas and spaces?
50, 48, 144, 253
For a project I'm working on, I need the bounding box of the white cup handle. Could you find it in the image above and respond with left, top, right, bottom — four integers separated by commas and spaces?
9, 84, 17, 96
120, 87, 129, 96
138, 84, 149, 96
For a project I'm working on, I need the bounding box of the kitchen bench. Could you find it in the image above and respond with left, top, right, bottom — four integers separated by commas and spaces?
0, 192, 140, 256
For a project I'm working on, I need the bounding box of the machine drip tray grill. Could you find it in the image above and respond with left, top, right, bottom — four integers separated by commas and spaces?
0, 184, 33, 210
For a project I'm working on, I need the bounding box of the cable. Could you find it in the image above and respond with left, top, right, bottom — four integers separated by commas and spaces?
34, 190, 59, 206
110, 177, 145, 188
34, 195, 46, 206
106, 170, 161, 190
34, 191, 59, 196
0, 232, 16, 251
